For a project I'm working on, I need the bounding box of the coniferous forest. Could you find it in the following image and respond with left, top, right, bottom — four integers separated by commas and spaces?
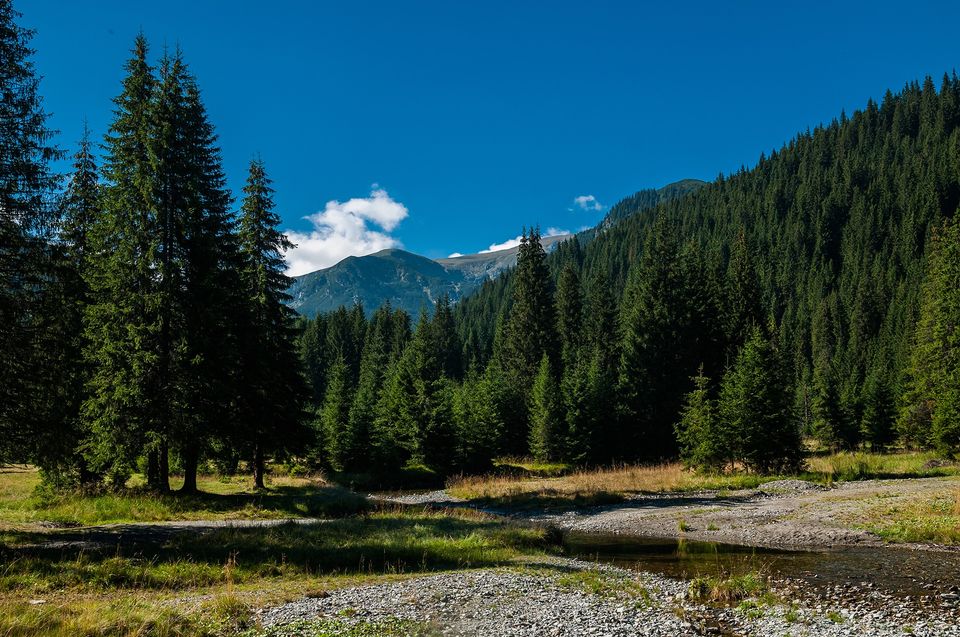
4, 0, 960, 496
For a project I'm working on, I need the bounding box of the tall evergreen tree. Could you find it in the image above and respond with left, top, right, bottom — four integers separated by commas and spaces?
83, 35, 161, 487
236, 158, 308, 488
617, 217, 696, 459
496, 228, 557, 452
899, 218, 960, 456
555, 264, 584, 370
39, 127, 99, 484
0, 0, 62, 465
322, 355, 355, 471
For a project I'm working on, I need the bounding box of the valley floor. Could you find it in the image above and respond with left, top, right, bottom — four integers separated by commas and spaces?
2, 464, 959, 636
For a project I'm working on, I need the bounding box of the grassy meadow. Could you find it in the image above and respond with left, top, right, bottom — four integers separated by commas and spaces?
0, 450, 957, 635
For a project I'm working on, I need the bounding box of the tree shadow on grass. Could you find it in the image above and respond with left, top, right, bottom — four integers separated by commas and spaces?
0, 514, 547, 591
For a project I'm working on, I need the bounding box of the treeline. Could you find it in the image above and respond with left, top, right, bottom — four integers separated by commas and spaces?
0, 4, 306, 492
300, 225, 804, 475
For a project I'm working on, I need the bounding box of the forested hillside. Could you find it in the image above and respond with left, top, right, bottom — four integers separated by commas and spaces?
300, 75, 960, 475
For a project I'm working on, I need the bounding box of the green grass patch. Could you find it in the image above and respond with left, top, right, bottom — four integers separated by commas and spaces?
244, 618, 438, 637
0, 509, 549, 595
864, 489, 960, 544
0, 508, 550, 636
806, 451, 959, 482
0, 468, 368, 528
555, 569, 650, 602
687, 570, 769, 604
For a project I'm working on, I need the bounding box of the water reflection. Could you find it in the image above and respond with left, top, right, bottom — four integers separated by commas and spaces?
563, 533, 960, 598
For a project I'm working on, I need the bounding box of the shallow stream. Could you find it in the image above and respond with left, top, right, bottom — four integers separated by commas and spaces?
563, 533, 960, 599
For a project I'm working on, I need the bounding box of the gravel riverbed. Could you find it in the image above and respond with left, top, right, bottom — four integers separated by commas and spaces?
257, 557, 960, 636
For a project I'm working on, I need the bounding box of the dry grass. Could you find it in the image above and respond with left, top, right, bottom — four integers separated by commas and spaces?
447, 452, 959, 509
447, 463, 769, 508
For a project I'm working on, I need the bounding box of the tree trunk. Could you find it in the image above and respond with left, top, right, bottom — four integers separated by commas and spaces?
253, 443, 265, 490
147, 448, 161, 491
180, 446, 198, 494
158, 440, 170, 493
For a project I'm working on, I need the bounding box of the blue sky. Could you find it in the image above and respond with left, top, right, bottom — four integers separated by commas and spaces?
24, 1, 960, 273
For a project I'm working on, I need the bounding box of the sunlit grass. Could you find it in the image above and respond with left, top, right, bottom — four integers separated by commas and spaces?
447, 451, 958, 508
0, 467, 367, 528
807, 451, 958, 482
863, 487, 960, 545
448, 463, 773, 508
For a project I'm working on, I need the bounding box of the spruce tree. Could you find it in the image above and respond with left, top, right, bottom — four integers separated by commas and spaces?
322, 355, 355, 471
675, 366, 724, 470
453, 369, 502, 473
899, 218, 960, 456
83, 35, 161, 487
617, 216, 693, 459
0, 0, 62, 465
497, 228, 558, 452
555, 264, 584, 370
529, 354, 563, 461
717, 327, 803, 473
236, 158, 308, 488
39, 128, 100, 484
811, 357, 856, 450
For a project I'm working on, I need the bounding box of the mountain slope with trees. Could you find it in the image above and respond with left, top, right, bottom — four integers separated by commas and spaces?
301, 73, 960, 476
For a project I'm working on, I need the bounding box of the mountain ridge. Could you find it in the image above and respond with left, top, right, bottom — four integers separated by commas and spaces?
286, 179, 706, 317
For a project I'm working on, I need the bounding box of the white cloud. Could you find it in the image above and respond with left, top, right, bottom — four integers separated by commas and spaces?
284, 187, 409, 276
446, 252, 464, 258
476, 227, 569, 254
573, 194, 604, 212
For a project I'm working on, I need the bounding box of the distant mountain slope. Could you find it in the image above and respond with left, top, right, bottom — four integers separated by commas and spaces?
436, 234, 569, 280
287, 180, 704, 318
595, 179, 707, 231
287, 235, 569, 317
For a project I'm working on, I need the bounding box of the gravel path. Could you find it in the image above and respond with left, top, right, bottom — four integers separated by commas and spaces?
257, 557, 960, 636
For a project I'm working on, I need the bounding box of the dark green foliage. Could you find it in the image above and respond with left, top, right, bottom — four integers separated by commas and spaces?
899, 218, 960, 456
555, 265, 584, 370
83, 35, 161, 487
235, 159, 309, 488
860, 367, 896, 449
322, 355, 355, 471
617, 218, 720, 459
38, 128, 99, 485
811, 356, 857, 450
717, 328, 803, 473
0, 0, 62, 465
676, 367, 724, 470
494, 228, 557, 453
529, 355, 563, 461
